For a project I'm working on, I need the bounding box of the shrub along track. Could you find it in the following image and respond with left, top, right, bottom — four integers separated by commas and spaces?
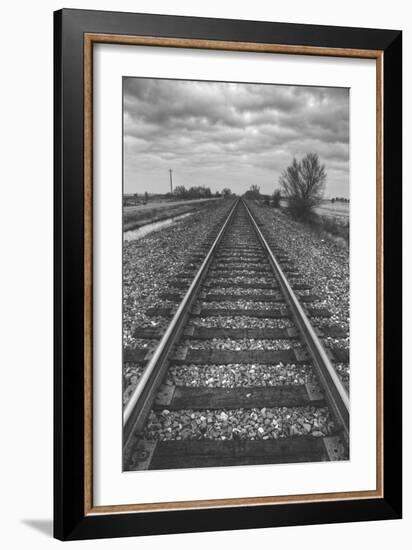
123, 199, 349, 470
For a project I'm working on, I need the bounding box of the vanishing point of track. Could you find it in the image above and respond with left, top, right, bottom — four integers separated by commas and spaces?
123, 198, 349, 470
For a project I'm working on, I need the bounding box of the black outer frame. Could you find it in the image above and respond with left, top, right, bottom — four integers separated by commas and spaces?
54, 8, 402, 541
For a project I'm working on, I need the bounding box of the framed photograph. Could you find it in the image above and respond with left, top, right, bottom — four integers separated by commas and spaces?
54, 8, 402, 541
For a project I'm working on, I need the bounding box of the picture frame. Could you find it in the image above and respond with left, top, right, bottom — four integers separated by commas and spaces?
54, 8, 402, 541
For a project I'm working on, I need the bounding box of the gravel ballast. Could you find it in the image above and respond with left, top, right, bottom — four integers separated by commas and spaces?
197, 300, 288, 311
123, 363, 145, 405
206, 276, 274, 286
141, 406, 335, 441
179, 338, 301, 351
165, 363, 315, 387
124, 200, 349, 446
247, 201, 350, 386
123, 201, 233, 349
247, 201, 349, 332
188, 316, 294, 329
203, 287, 280, 297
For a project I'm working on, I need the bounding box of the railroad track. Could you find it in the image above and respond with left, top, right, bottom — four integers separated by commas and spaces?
123, 198, 349, 470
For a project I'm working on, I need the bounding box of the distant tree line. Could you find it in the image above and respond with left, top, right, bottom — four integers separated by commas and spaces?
331, 197, 349, 203
123, 191, 149, 206
243, 184, 261, 199
124, 186, 231, 204
242, 185, 283, 209
173, 185, 213, 199
173, 185, 237, 199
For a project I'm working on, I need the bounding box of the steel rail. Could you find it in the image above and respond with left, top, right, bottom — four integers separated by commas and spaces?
243, 199, 350, 445
123, 198, 240, 451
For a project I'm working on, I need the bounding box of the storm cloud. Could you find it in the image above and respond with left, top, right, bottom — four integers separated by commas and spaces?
123, 78, 349, 197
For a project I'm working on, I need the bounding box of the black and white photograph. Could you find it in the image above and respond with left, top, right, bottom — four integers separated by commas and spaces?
122, 77, 350, 471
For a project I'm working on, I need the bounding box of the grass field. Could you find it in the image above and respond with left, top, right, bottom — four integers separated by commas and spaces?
279, 199, 349, 219
123, 198, 220, 231
275, 199, 349, 243
315, 201, 349, 219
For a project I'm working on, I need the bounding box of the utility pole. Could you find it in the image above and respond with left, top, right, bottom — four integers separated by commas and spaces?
169, 168, 173, 194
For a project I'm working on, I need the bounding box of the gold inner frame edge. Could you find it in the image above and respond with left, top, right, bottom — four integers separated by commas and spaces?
83, 33, 384, 515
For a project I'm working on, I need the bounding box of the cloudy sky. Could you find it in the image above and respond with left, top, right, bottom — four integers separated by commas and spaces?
123, 77, 349, 197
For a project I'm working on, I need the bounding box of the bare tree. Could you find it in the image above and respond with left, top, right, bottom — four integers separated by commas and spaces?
279, 153, 326, 219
